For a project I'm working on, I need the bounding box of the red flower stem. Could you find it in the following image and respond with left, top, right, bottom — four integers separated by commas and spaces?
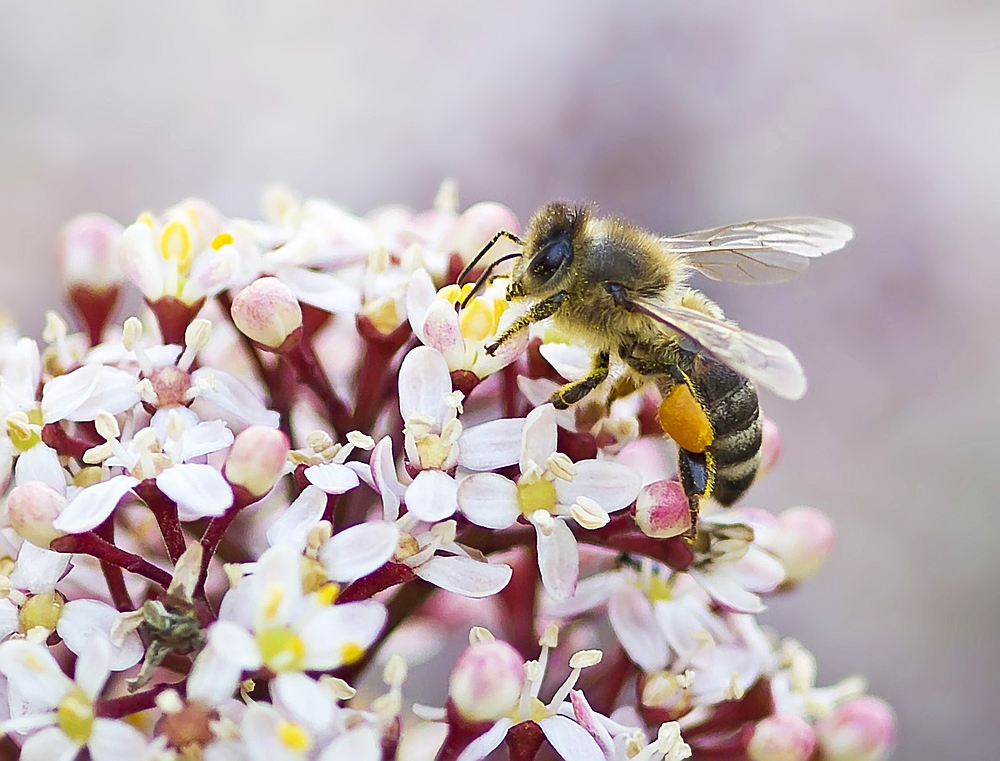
41, 423, 98, 460
435, 705, 496, 761
337, 561, 415, 604
136, 480, 187, 564
94, 520, 134, 612
353, 321, 412, 434
285, 338, 354, 436
96, 681, 180, 719
50, 533, 172, 588
500, 548, 540, 659
501, 361, 520, 418
197, 489, 252, 594
586, 648, 635, 716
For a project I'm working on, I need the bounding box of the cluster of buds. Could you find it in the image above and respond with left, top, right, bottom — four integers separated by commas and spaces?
0, 182, 895, 760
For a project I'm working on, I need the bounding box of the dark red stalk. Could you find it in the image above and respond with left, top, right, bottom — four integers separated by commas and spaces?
51, 532, 172, 588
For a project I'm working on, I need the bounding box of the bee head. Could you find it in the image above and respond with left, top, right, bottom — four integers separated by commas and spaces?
508, 202, 586, 299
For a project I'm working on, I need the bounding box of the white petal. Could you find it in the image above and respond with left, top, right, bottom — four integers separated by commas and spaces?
520, 404, 557, 472
456, 473, 519, 529
318, 726, 381, 761
539, 714, 607, 761
299, 601, 386, 670
0, 599, 20, 641
413, 556, 512, 597
456, 718, 512, 761
187, 644, 244, 707
74, 638, 112, 700
266, 485, 326, 551
279, 266, 361, 314
458, 417, 525, 471
41, 365, 140, 423
517, 377, 579, 432
206, 620, 262, 670
89, 718, 150, 761
420, 299, 467, 367
0, 640, 70, 708
398, 346, 453, 426
538, 342, 593, 381
57, 599, 143, 671
181, 244, 238, 302
554, 460, 642, 513
371, 436, 403, 521
734, 546, 786, 593
543, 571, 623, 619
689, 567, 765, 614
10, 544, 70, 593
2, 338, 41, 401
607, 585, 669, 672
319, 521, 399, 582
156, 464, 234, 521
253, 546, 305, 627
536, 519, 579, 601
52, 475, 139, 534
117, 222, 164, 300
20, 726, 79, 761
272, 672, 333, 732
654, 596, 729, 658
405, 268, 437, 344
405, 470, 458, 523
13, 445, 64, 492
174, 420, 234, 460
304, 462, 360, 495
190, 368, 280, 432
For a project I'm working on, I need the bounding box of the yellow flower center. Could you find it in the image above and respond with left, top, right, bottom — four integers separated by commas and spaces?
19, 592, 65, 632
517, 477, 558, 516
256, 627, 306, 673
439, 284, 508, 344
415, 434, 453, 470
277, 720, 312, 752
72, 466, 105, 488
314, 582, 340, 606
57, 687, 94, 744
527, 696, 549, 723
644, 574, 673, 603
339, 641, 365, 665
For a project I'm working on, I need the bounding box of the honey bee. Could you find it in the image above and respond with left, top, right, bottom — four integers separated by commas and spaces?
460, 202, 852, 531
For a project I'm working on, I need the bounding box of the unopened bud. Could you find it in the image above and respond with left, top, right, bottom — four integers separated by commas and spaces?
59, 213, 124, 290
768, 507, 836, 585
448, 640, 526, 724
759, 417, 781, 476
230, 276, 303, 351
635, 480, 692, 538
816, 697, 896, 761
224, 426, 290, 497
746, 714, 816, 761
7, 481, 67, 547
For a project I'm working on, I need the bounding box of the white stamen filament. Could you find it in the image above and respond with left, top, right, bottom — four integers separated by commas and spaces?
179, 319, 212, 370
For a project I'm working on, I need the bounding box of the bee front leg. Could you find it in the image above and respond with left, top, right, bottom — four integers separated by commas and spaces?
549, 351, 610, 409
485, 292, 566, 356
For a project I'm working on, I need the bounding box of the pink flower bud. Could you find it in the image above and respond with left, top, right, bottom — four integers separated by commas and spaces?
224, 426, 289, 497
59, 213, 124, 290
758, 417, 782, 476
816, 697, 896, 761
449, 640, 525, 724
443, 202, 521, 262
770, 507, 836, 584
634, 480, 691, 538
230, 277, 303, 351
746, 714, 816, 761
7, 481, 67, 548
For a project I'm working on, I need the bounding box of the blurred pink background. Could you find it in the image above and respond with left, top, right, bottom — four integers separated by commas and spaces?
1, 2, 997, 758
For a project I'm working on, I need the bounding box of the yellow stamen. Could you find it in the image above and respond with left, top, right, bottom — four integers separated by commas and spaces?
57, 687, 94, 744
256, 627, 306, 672
277, 720, 312, 751
211, 232, 234, 250
160, 220, 193, 275
340, 641, 365, 665
315, 582, 340, 606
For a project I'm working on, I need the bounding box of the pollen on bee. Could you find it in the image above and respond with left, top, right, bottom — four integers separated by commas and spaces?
658, 384, 713, 453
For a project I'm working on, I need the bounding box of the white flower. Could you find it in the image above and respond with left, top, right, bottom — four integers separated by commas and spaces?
0, 639, 151, 761
457, 404, 642, 600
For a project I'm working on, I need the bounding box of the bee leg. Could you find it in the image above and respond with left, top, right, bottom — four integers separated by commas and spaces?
677, 448, 715, 538
549, 351, 610, 409
605, 373, 640, 411
484, 291, 567, 356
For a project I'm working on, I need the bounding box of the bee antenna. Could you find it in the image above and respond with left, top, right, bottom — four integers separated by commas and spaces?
457, 230, 525, 285
459, 252, 522, 310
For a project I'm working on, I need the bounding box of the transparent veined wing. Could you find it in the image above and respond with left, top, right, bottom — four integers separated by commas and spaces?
661, 217, 853, 284
626, 296, 806, 400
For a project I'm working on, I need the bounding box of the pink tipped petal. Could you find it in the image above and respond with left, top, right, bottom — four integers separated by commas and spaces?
304, 462, 361, 495
319, 521, 399, 582
421, 299, 467, 365
413, 556, 512, 597
52, 475, 139, 534
57, 599, 143, 671
457, 474, 519, 529
607, 585, 669, 672
554, 460, 642, 513
456, 718, 512, 761
157, 464, 234, 521
266, 485, 327, 551
398, 346, 453, 425
536, 519, 580, 601
539, 714, 607, 761
520, 404, 558, 472
405, 470, 458, 523
458, 417, 525, 471
568, 691, 615, 758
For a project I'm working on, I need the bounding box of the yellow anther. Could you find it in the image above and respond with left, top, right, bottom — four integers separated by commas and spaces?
277, 720, 312, 752
57, 687, 95, 744
315, 582, 340, 606
160, 220, 192, 264
340, 641, 365, 665
211, 232, 234, 250
136, 211, 156, 229
458, 298, 498, 342
645, 574, 673, 602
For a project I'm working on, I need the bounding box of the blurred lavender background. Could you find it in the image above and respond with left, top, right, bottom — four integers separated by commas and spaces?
1, 2, 996, 758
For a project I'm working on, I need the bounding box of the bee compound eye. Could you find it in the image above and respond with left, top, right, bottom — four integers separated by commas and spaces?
532, 237, 571, 282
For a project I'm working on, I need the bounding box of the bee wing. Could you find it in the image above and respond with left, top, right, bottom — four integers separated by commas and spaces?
627, 297, 806, 400
661, 217, 853, 284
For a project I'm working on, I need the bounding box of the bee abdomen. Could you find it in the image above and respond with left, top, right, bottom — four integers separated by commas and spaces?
710, 420, 762, 505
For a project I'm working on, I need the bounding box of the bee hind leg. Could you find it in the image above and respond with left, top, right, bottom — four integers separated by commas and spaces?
549, 351, 610, 409
677, 448, 715, 539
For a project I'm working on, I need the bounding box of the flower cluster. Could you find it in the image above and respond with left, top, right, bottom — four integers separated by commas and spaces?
0, 183, 895, 760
